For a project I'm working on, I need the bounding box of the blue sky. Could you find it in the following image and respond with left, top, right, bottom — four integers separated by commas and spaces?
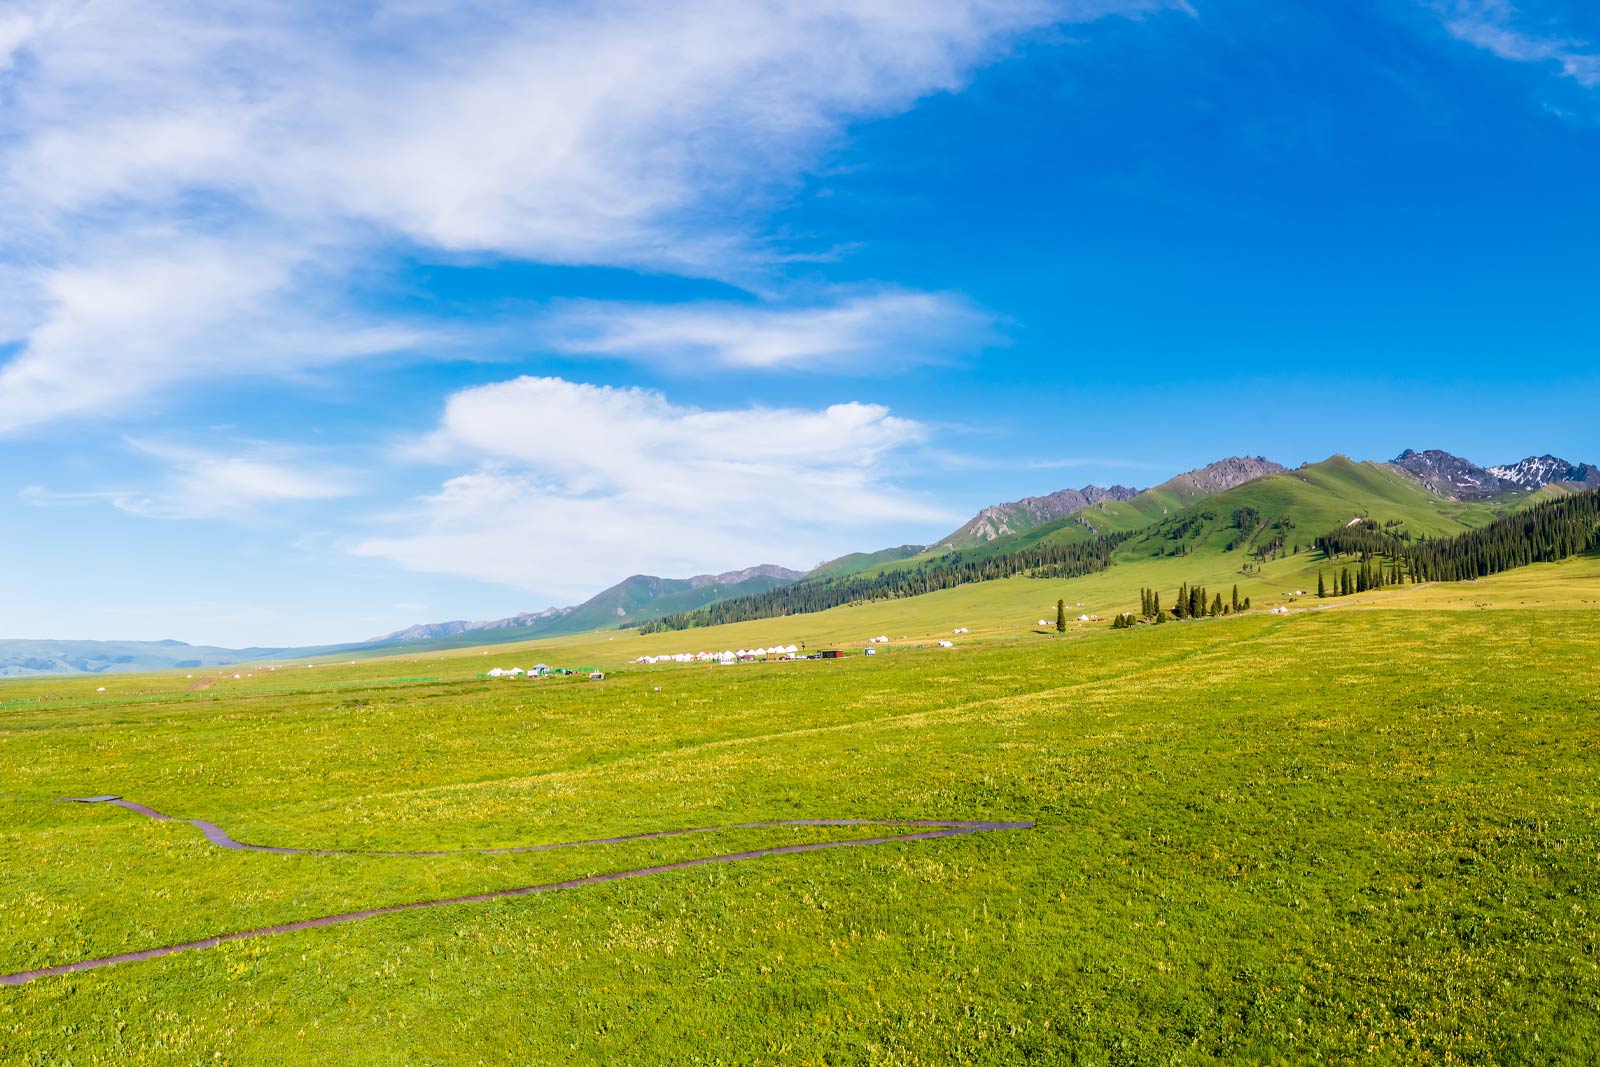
1, 0, 1597, 646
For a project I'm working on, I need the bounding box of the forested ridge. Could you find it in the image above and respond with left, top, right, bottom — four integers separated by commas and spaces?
638, 530, 1136, 633
1314, 488, 1600, 582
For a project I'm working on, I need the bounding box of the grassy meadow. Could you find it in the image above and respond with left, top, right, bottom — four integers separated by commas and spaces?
3, 556, 1600, 1063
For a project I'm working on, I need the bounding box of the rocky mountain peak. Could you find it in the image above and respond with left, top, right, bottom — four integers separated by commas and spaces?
944, 484, 1140, 545
1486, 455, 1600, 491
687, 564, 808, 589
1392, 449, 1599, 498
1166, 456, 1286, 495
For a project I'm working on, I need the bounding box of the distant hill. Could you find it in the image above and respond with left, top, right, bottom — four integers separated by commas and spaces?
368, 564, 806, 649
1389, 449, 1599, 499
4, 565, 807, 676
16, 447, 1593, 673
374, 607, 573, 644
0, 638, 291, 678
635, 453, 1542, 634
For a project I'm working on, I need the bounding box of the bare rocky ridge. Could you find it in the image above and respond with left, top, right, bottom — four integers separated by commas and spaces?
375, 607, 573, 644
1389, 449, 1503, 498
1487, 455, 1600, 491
687, 564, 807, 589
943, 485, 1140, 545
1161, 456, 1286, 496
1390, 449, 1599, 498
940, 456, 1288, 548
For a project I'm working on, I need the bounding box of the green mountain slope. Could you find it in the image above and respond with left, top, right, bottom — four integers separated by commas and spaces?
368, 567, 806, 658
638, 455, 1545, 634
807, 545, 926, 580
858, 456, 1290, 575
1112, 455, 1510, 566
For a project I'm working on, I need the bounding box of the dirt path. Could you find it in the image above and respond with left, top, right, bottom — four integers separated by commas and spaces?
0, 797, 1031, 986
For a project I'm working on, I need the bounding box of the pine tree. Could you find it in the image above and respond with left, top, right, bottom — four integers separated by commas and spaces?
1056, 599, 1066, 633
1211, 592, 1224, 616
1317, 570, 1327, 598
1231, 584, 1241, 612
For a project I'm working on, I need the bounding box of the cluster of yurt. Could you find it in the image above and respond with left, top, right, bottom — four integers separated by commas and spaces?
633, 645, 801, 666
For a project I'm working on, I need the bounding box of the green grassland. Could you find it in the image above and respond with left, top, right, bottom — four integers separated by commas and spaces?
4, 555, 1599, 1063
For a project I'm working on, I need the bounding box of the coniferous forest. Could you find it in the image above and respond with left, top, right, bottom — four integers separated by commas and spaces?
1314, 488, 1600, 583
640, 489, 1599, 635
639, 530, 1136, 633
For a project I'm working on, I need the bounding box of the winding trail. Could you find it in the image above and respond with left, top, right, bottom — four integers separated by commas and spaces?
0, 797, 1031, 987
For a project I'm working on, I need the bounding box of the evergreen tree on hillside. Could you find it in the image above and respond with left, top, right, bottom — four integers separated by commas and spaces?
641, 525, 1137, 632
1211, 592, 1224, 616
1056, 599, 1066, 633
1311, 489, 1600, 585
1317, 571, 1327, 598
1231, 584, 1241, 612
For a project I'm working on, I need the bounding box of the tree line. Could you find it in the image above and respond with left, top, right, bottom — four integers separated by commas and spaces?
638, 530, 1138, 633
1313, 489, 1600, 583
1132, 582, 1249, 623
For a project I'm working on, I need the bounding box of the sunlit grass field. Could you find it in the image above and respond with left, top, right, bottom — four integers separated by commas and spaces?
3, 570, 1599, 1063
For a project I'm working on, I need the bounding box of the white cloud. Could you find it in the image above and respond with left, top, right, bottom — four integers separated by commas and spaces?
540, 288, 1000, 371
0, 0, 1176, 431
1437, 1, 1600, 88
356, 377, 952, 597
0, 236, 444, 433
21, 438, 354, 520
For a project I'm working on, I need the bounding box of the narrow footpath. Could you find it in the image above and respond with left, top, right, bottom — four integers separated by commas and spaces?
0, 796, 1032, 986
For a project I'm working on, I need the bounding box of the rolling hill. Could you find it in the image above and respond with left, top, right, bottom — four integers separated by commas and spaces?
636, 453, 1577, 634
368, 565, 806, 652
0, 638, 295, 679
9, 448, 1594, 675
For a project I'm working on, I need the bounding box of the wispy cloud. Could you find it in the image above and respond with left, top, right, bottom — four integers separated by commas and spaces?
21, 437, 354, 520
0, 237, 444, 433
357, 377, 953, 597
0, 1, 1177, 432
539, 288, 1001, 372
1436, 1, 1600, 88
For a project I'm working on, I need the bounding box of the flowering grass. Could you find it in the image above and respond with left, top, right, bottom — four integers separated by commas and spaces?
2, 605, 1598, 1064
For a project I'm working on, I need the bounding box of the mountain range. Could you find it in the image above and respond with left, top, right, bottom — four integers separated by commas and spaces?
4, 447, 1594, 675
1388, 449, 1599, 499
370, 565, 806, 648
